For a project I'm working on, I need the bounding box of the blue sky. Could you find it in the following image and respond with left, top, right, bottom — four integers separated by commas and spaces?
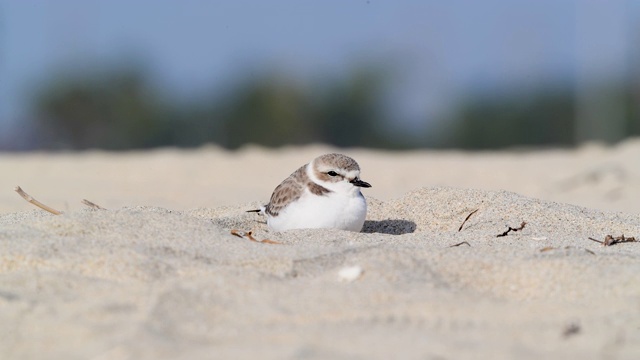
0, 0, 636, 136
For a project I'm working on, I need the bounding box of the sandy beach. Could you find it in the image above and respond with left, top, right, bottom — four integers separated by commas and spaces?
1, 141, 640, 359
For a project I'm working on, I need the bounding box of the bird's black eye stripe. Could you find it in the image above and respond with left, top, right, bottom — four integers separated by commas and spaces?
327, 171, 338, 177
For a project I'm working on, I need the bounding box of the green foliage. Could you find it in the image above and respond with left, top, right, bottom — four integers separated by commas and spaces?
215, 75, 317, 149
35, 68, 173, 150
28, 64, 640, 150
315, 68, 390, 148
31, 65, 400, 150
442, 82, 640, 149
446, 87, 577, 149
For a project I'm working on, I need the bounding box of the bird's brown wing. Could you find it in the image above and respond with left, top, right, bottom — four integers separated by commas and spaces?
264, 166, 306, 216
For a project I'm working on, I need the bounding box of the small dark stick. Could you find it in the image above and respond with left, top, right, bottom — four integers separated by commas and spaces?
588, 237, 604, 245
496, 221, 527, 237
458, 209, 479, 232
448, 241, 471, 248
81, 199, 106, 210
588, 234, 637, 246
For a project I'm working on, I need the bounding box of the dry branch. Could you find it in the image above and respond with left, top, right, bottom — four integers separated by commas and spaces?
14, 186, 62, 215
231, 229, 280, 245
448, 241, 471, 248
81, 199, 106, 210
588, 234, 637, 246
496, 221, 527, 237
539, 246, 595, 255
458, 209, 479, 232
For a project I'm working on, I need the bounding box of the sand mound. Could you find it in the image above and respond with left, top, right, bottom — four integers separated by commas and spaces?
1, 186, 639, 359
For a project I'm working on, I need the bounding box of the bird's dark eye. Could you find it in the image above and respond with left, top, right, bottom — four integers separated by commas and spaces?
327, 171, 338, 177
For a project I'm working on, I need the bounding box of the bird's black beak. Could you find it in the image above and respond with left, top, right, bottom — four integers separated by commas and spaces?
350, 178, 371, 188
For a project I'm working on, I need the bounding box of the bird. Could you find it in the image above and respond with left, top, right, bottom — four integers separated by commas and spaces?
248, 153, 371, 232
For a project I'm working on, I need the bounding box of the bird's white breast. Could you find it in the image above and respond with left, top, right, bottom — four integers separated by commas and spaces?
267, 188, 367, 232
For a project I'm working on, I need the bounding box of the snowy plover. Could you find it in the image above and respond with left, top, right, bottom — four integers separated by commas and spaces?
249, 153, 371, 232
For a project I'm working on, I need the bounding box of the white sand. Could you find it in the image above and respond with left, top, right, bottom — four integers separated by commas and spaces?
1, 141, 640, 359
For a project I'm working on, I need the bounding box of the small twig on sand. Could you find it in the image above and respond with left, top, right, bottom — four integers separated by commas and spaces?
539, 246, 595, 255
448, 241, 471, 248
14, 186, 62, 215
562, 322, 581, 339
588, 234, 637, 247
81, 199, 106, 210
458, 209, 479, 232
587, 237, 603, 245
231, 229, 281, 245
496, 221, 527, 237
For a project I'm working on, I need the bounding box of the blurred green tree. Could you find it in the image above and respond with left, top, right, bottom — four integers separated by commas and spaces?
444, 86, 578, 149
31, 65, 398, 150
28, 63, 639, 151
34, 67, 172, 150
442, 82, 639, 149
212, 66, 398, 149
215, 75, 317, 149
315, 67, 392, 147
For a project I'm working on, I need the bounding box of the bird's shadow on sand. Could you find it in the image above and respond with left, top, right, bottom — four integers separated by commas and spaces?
362, 219, 417, 235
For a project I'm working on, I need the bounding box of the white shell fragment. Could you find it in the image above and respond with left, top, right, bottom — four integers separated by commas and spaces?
338, 265, 364, 282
